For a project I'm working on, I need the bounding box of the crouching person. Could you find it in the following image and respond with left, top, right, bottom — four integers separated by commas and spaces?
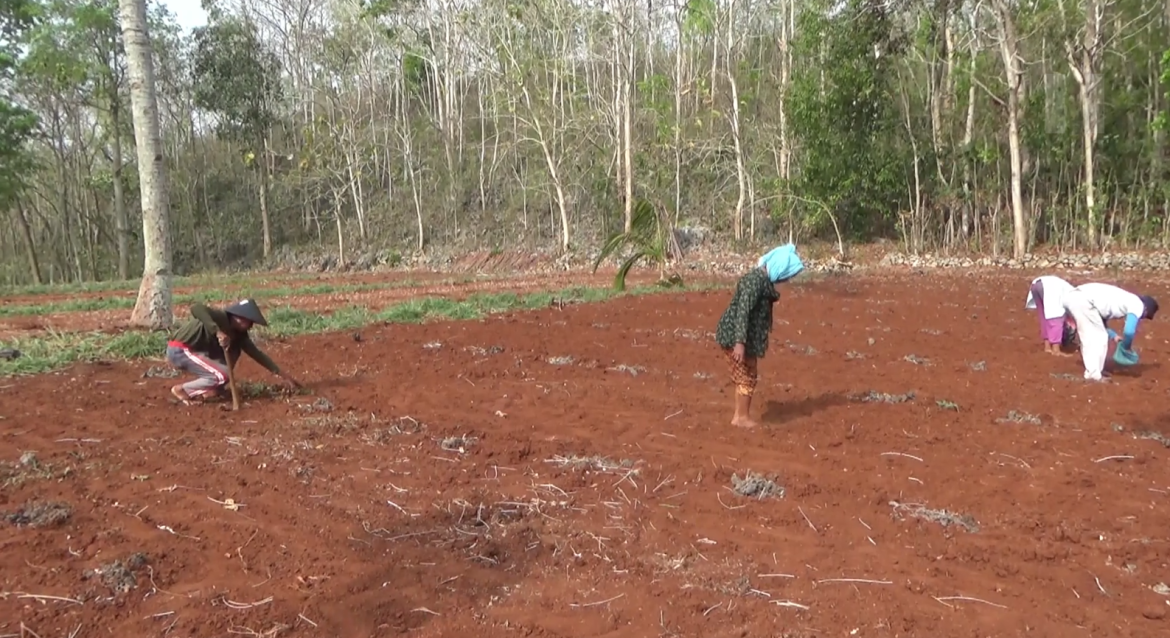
166, 299, 301, 404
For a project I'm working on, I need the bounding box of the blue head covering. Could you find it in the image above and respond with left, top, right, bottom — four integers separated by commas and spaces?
757, 243, 804, 283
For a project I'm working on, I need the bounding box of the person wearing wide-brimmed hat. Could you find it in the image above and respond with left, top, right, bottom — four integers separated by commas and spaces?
713, 244, 804, 428
165, 298, 301, 404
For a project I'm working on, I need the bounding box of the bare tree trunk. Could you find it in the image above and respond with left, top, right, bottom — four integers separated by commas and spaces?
15, 201, 42, 284
726, 0, 747, 241
1065, 0, 1108, 248
111, 103, 130, 280
120, 0, 173, 330
990, 0, 1028, 259
622, 26, 634, 233
259, 135, 272, 259
673, 5, 684, 221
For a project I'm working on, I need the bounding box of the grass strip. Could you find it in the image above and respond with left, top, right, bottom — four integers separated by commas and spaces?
0, 278, 477, 319
0, 271, 325, 298
0, 282, 704, 376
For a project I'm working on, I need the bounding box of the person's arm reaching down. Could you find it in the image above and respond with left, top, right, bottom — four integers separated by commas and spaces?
239, 334, 301, 388
1119, 313, 1140, 350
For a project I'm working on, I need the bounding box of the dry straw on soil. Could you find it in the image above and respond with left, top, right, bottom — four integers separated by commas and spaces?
890, 500, 979, 533
730, 472, 785, 500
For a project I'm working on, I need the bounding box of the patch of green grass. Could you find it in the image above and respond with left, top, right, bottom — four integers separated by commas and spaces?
264, 305, 378, 336
0, 272, 320, 298
0, 279, 461, 319
0, 283, 697, 377
0, 330, 166, 375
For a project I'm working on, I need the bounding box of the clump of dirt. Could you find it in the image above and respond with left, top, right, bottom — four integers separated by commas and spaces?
1134, 430, 1170, 447
997, 410, 1041, 425
297, 397, 334, 413
608, 364, 646, 376
546, 454, 638, 474
968, 360, 987, 371
903, 354, 931, 365
850, 390, 916, 404
299, 411, 379, 434
83, 552, 150, 595
1050, 373, 1081, 382
440, 434, 478, 453
786, 341, 818, 356
546, 355, 575, 365
4, 500, 72, 528
361, 416, 425, 444
141, 365, 179, 378
731, 471, 785, 499
0, 451, 63, 487
465, 345, 504, 357
890, 500, 978, 533
243, 381, 310, 400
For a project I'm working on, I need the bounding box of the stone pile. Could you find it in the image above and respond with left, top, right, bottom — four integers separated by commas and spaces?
878, 251, 1170, 271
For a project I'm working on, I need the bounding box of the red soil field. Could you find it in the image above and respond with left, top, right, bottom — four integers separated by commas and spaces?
3, 271, 1170, 638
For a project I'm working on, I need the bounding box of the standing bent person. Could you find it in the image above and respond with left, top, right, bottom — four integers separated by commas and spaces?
166, 299, 301, 404
1024, 275, 1076, 355
714, 244, 804, 428
1061, 283, 1158, 382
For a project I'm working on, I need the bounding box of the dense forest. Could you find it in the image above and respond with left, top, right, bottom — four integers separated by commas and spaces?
1, 0, 1169, 286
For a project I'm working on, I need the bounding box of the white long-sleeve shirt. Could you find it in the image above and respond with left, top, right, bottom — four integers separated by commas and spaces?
1070, 282, 1145, 321
1025, 275, 1074, 320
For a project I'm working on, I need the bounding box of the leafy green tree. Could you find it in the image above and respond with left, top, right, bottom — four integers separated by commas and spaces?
191, 14, 282, 258
787, 0, 908, 238
0, 0, 41, 209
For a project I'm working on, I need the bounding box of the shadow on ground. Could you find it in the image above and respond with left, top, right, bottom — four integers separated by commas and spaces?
761, 392, 849, 423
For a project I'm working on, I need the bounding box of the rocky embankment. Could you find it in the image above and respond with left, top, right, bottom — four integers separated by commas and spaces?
877, 251, 1170, 272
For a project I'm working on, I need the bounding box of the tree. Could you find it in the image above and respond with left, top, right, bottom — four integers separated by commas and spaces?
592, 198, 682, 291
0, 0, 42, 211
988, 0, 1029, 258
119, 0, 172, 329
192, 15, 283, 259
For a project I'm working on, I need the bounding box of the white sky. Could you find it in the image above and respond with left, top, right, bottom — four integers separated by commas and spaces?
160, 0, 208, 33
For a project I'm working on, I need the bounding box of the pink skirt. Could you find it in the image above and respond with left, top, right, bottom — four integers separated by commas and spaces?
1031, 280, 1064, 344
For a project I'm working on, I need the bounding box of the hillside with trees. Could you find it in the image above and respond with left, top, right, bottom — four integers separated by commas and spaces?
2, 0, 1169, 285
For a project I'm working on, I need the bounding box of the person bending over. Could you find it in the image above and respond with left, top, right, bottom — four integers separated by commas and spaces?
1025, 274, 1077, 356
714, 244, 804, 428
1061, 283, 1158, 382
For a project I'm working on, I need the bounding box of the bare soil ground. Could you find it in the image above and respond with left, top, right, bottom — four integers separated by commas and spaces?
3, 270, 1170, 638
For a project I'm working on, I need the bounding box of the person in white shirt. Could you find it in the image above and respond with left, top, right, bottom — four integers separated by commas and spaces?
1024, 275, 1077, 355
1061, 283, 1159, 381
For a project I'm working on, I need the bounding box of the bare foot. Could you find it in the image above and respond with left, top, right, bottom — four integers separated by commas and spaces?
731, 416, 760, 429
170, 385, 191, 405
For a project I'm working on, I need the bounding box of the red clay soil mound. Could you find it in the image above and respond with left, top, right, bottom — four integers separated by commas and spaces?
3, 272, 1170, 637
